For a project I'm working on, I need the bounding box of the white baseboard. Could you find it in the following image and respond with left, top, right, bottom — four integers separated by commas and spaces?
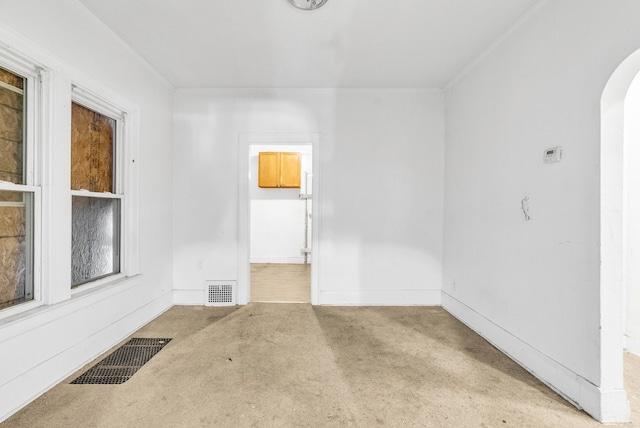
625, 335, 640, 356
249, 257, 306, 264
0, 291, 173, 423
441, 291, 629, 423
319, 289, 441, 306
177, 288, 441, 307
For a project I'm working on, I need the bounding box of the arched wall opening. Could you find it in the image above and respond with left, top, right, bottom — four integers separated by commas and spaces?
623, 70, 640, 357
600, 47, 640, 423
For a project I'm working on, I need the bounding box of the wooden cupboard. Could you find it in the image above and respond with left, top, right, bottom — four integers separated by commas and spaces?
258, 152, 300, 188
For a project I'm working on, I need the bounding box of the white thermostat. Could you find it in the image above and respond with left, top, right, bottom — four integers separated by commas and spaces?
544, 146, 562, 163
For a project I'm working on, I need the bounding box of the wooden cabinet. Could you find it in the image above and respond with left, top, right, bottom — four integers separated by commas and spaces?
258, 152, 300, 188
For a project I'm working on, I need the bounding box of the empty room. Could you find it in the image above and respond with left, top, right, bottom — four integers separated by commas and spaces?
0, 0, 639, 426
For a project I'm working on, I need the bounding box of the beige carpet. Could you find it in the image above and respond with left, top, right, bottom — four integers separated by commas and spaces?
3, 304, 638, 427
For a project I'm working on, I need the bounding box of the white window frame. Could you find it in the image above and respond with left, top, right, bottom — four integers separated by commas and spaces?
70, 85, 137, 293
0, 49, 44, 317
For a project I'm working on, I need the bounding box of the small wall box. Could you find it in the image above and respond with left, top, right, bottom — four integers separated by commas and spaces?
544, 147, 562, 163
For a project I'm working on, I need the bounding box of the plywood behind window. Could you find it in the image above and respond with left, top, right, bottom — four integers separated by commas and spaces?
0, 66, 24, 187
0, 192, 27, 309
71, 102, 114, 192
0, 68, 27, 308
0, 68, 24, 89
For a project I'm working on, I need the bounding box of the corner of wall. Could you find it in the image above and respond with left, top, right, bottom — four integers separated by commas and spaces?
441, 291, 629, 423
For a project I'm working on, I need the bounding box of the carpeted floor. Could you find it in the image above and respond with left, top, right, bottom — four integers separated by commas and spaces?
2, 304, 638, 427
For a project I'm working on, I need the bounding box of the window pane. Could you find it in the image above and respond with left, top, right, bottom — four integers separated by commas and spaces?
71, 196, 120, 287
0, 67, 25, 185
0, 191, 33, 309
71, 102, 115, 192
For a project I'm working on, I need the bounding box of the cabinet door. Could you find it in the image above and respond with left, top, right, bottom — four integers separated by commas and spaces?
258, 152, 280, 188
279, 152, 300, 188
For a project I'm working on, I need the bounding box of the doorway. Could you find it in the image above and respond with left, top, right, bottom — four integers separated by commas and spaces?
237, 133, 320, 306
249, 144, 313, 303
600, 47, 640, 422
624, 69, 640, 357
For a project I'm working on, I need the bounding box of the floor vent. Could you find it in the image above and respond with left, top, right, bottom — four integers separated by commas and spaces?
70, 338, 171, 385
205, 280, 236, 306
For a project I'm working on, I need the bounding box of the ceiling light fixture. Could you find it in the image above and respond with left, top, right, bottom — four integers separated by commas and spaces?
288, 0, 328, 10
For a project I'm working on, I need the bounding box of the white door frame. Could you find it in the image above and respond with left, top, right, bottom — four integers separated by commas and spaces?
237, 132, 321, 305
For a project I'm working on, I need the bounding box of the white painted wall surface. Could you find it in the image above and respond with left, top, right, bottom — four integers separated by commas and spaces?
442, 0, 640, 422
0, 0, 174, 422
173, 89, 444, 306
624, 72, 640, 356
250, 144, 312, 264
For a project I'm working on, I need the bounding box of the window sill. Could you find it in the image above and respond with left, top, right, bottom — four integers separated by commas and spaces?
70, 272, 128, 297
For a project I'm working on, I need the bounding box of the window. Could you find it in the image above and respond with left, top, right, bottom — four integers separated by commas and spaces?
70, 97, 124, 287
0, 65, 36, 309
0, 48, 138, 314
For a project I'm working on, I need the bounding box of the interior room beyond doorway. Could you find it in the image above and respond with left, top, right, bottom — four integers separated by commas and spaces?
249, 143, 313, 303
251, 263, 310, 303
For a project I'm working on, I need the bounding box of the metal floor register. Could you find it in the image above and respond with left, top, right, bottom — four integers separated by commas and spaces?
71, 338, 172, 385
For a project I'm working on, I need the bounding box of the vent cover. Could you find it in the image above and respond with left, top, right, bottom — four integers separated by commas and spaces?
71, 338, 171, 385
205, 280, 236, 306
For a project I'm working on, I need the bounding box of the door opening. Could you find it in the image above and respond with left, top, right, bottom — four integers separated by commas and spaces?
600, 47, 640, 423
237, 133, 320, 306
249, 144, 312, 303
624, 69, 640, 357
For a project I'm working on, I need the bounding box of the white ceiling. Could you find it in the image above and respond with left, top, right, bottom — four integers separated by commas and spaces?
78, 0, 541, 89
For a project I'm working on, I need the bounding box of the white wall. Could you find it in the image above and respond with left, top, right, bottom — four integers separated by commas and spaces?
625, 71, 640, 356
250, 144, 312, 264
442, 0, 640, 422
0, 0, 174, 422
173, 89, 444, 306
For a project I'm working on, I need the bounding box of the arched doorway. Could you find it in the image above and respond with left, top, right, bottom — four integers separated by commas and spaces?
600, 48, 640, 423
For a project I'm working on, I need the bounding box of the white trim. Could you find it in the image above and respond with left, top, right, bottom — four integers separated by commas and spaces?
70, 273, 127, 296
71, 84, 126, 121
442, 291, 629, 423
35, 65, 54, 306
122, 106, 140, 276
0, 80, 22, 95
320, 289, 441, 306
0, 183, 39, 192
70, 190, 123, 199
238, 132, 321, 306
0, 42, 43, 80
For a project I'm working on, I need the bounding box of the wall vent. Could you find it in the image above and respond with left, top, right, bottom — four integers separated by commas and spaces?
205, 280, 236, 306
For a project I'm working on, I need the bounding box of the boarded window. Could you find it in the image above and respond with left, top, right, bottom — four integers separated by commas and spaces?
71, 102, 115, 192
0, 67, 32, 310
71, 100, 121, 287
71, 196, 120, 286
0, 191, 32, 310
0, 67, 24, 185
